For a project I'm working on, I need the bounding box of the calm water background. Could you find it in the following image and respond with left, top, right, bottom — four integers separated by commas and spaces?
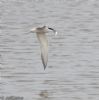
0, 0, 99, 100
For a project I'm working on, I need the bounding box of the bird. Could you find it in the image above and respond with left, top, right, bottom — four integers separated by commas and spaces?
30, 26, 57, 69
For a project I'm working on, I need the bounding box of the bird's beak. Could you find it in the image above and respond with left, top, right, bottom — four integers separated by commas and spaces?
48, 27, 57, 36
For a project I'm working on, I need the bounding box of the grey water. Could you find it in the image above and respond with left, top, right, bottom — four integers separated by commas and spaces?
0, 0, 99, 100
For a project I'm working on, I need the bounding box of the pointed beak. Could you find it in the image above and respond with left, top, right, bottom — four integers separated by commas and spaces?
48, 27, 57, 36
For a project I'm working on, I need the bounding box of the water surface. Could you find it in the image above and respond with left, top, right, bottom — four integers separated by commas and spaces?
0, 0, 99, 100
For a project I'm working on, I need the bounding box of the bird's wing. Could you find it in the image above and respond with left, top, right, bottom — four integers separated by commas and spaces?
36, 32, 48, 69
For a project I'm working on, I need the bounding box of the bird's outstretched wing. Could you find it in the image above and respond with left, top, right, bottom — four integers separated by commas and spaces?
36, 32, 48, 69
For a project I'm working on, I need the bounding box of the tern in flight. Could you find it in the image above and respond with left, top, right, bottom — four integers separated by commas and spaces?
31, 26, 57, 69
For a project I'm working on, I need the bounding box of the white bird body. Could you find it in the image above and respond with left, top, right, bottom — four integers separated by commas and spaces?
31, 26, 57, 69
